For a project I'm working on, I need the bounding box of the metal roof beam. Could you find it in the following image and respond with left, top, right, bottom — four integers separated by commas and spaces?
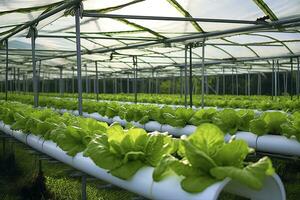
82, 12, 265, 25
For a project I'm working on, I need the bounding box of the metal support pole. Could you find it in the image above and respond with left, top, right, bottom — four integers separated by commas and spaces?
272, 60, 274, 99
216, 75, 219, 95
95, 61, 99, 101
38, 60, 41, 94
189, 45, 193, 108
148, 77, 151, 93
284, 72, 287, 94
236, 68, 239, 95
103, 77, 106, 93
72, 67, 75, 93
257, 73, 261, 95
277, 61, 280, 95
172, 76, 175, 94
75, 4, 83, 115
41, 71, 44, 93
85, 64, 88, 93
114, 78, 117, 93
22, 73, 26, 93
244, 74, 247, 95
120, 77, 123, 93
5, 39, 8, 101
133, 56, 138, 103
30, 26, 39, 107
141, 77, 144, 93
151, 69, 154, 94
222, 67, 225, 95
9, 69, 12, 92
23, 74, 26, 93
59, 67, 64, 95
297, 57, 300, 99
13, 67, 16, 92
65, 75, 67, 93
205, 76, 208, 94
17, 68, 20, 93
116, 78, 118, 93
26, 74, 29, 93
247, 70, 250, 96
180, 67, 183, 97
81, 175, 87, 200
201, 40, 205, 108
127, 74, 130, 93
54, 78, 57, 93
290, 58, 294, 100
231, 67, 234, 95
184, 46, 188, 107
155, 73, 159, 94
275, 61, 278, 97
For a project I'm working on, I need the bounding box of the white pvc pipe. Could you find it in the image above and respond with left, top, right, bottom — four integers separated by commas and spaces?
12, 130, 28, 143
224, 174, 286, 200
3, 124, 13, 136
257, 135, 300, 156
151, 174, 230, 200
89, 112, 104, 121
144, 121, 162, 132
82, 112, 90, 118
235, 131, 258, 149
112, 116, 127, 126
72, 110, 80, 116
41, 139, 74, 166
161, 124, 196, 136
224, 133, 232, 142
131, 121, 145, 129
26, 134, 44, 152
0, 121, 6, 132
72, 153, 154, 199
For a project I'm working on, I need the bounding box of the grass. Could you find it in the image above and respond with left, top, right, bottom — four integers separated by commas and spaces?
0, 136, 135, 200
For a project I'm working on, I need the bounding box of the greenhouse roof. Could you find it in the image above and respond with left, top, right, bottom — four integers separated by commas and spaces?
0, 0, 300, 78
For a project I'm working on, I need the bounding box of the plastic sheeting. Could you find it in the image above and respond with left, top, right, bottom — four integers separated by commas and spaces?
0, 0, 299, 78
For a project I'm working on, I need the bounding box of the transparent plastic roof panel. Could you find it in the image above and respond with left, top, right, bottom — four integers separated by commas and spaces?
0, 0, 299, 78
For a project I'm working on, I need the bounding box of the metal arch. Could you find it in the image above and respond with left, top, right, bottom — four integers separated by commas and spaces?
65, 37, 90, 52
247, 33, 294, 55
221, 37, 262, 58
115, 18, 167, 39
209, 44, 235, 59
83, 37, 135, 70
222, 38, 271, 69
145, 48, 178, 64
220, 37, 272, 66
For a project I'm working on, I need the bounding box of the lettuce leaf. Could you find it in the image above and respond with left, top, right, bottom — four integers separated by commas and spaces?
210, 157, 274, 190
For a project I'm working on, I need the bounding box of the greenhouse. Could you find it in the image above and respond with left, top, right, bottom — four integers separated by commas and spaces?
0, 0, 300, 199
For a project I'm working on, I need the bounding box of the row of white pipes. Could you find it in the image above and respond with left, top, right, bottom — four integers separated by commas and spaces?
0, 121, 286, 200
53, 108, 300, 157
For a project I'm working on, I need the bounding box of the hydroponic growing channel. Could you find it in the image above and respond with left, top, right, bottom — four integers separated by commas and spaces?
0, 0, 300, 199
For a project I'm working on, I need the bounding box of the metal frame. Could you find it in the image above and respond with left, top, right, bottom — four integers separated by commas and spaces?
0, 1, 299, 112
